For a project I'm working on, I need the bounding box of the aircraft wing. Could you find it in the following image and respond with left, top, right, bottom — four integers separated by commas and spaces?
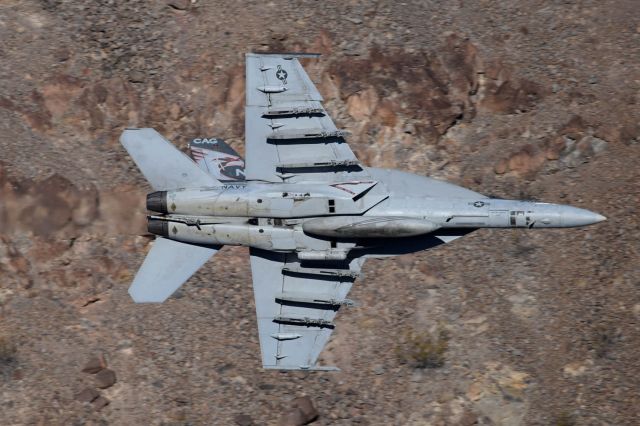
249, 248, 364, 370
245, 53, 371, 183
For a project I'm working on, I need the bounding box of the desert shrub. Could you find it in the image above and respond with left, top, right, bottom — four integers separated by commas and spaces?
591, 324, 621, 359
555, 412, 576, 426
0, 334, 17, 366
397, 327, 449, 369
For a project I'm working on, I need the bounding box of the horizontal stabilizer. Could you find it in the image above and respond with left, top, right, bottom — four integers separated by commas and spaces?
120, 128, 220, 190
129, 237, 220, 303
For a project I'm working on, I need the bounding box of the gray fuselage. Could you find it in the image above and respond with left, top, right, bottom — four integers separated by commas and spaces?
145, 168, 605, 259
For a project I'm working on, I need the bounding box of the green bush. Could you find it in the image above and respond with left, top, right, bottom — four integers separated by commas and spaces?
397, 327, 449, 369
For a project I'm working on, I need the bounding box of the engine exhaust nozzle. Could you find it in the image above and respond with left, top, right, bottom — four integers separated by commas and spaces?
147, 218, 169, 237
146, 191, 168, 213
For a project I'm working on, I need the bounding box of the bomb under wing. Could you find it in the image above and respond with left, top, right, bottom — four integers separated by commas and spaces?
121, 52, 606, 372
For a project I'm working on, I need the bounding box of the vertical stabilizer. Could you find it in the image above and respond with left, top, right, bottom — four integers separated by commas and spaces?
189, 137, 245, 181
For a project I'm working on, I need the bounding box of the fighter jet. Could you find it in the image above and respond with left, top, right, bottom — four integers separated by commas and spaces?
120, 52, 605, 371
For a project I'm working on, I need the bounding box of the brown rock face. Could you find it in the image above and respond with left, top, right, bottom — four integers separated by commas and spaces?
494, 145, 548, 179
493, 159, 509, 175
545, 136, 566, 161
279, 396, 319, 425
92, 395, 110, 411
75, 387, 99, 403
327, 45, 471, 145
279, 409, 308, 426
81, 354, 107, 374
167, 0, 190, 10
95, 368, 117, 389
0, 171, 99, 236
346, 88, 379, 121
506, 145, 547, 179
560, 115, 588, 140
233, 413, 254, 426
477, 60, 544, 114
292, 396, 319, 423
40, 75, 84, 123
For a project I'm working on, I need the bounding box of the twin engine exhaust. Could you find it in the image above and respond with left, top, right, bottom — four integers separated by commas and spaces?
146, 191, 169, 236
146, 191, 168, 214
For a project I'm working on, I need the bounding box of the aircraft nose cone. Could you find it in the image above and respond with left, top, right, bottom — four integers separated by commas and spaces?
563, 207, 607, 227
